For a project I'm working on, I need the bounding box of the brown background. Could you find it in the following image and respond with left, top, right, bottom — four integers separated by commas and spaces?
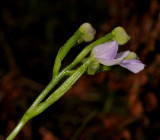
0, 0, 160, 139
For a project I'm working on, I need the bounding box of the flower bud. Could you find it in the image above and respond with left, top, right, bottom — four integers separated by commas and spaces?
125, 52, 139, 60
112, 27, 130, 45
87, 60, 100, 75
79, 23, 96, 42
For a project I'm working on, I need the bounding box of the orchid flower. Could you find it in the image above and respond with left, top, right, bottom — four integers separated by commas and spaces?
91, 41, 145, 73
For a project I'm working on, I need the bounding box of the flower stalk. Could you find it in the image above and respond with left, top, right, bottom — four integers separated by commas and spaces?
6, 23, 145, 140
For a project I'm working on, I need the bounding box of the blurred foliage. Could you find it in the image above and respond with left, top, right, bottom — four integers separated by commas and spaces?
1, 0, 160, 140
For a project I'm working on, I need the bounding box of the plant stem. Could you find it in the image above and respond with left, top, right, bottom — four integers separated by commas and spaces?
53, 30, 82, 78
29, 57, 93, 117
6, 57, 93, 140
6, 113, 30, 140
6, 66, 69, 140
29, 71, 65, 109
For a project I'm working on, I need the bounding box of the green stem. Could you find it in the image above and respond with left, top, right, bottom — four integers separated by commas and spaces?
6, 58, 93, 140
53, 30, 82, 78
6, 114, 30, 140
6, 65, 71, 140
30, 57, 93, 117
29, 70, 66, 109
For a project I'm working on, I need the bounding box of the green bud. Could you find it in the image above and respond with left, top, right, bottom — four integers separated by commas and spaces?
125, 52, 139, 60
112, 27, 130, 45
87, 60, 100, 75
79, 23, 96, 42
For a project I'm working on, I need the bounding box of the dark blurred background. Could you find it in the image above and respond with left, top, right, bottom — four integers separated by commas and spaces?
0, 0, 160, 139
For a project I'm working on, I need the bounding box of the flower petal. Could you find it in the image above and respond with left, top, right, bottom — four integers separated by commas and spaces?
120, 59, 145, 73
91, 41, 118, 59
116, 51, 130, 59
97, 57, 124, 66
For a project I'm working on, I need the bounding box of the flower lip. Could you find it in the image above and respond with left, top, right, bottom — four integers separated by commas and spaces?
91, 40, 145, 73
120, 59, 145, 73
